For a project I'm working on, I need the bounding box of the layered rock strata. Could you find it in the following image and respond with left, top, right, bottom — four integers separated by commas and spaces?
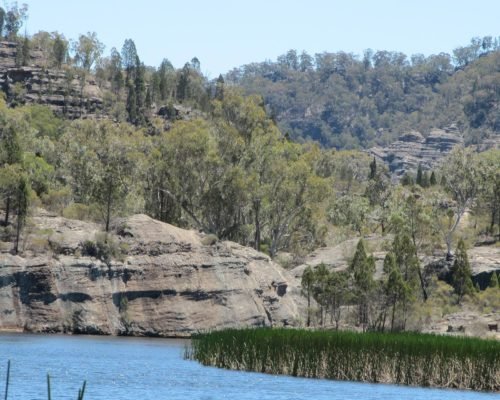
0, 41, 103, 118
0, 214, 304, 337
369, 126, 463, 176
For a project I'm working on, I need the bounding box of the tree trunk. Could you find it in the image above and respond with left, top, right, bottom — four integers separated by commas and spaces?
417, 265, 428, 301
14, 214, 21, 254
4, 196, 10, 226
105, 188, 112, 233
253, 200, 261, 252
306, 293, 311, 327
391, 302, 396, 332
446, 209, 465, 260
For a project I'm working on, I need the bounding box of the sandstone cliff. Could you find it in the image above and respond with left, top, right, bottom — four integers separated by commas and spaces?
368, 126, 463, 176
0, 41, 103, 118
0, 213, 305, 337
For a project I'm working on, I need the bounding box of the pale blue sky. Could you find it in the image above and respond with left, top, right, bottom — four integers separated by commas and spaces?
20, 0, 500, 77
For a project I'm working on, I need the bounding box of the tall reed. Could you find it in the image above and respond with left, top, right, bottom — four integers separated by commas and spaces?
186, 328, 500, 392
2, 361, 86, 399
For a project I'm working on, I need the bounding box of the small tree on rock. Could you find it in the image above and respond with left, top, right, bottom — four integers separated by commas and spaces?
450, 239, 474, 303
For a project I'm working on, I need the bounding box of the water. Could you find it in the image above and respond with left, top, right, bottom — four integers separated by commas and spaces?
0, 333, 497, 400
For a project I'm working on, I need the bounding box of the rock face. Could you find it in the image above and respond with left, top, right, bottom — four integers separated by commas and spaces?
368, 126, 463, 176
0, 214, 304, 337
292, 236, 500, 290
0, 41, 103, 118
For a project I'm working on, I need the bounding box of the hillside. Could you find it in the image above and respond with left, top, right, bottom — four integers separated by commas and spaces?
227, 39, 500, 150
0, 6, 498, 338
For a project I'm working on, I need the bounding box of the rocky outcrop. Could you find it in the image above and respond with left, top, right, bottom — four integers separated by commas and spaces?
368, 125, 463, 176
290, 237, 499, 337
0, 41, 103, 118
292, 236, 500, 289
0, 214, 304, 337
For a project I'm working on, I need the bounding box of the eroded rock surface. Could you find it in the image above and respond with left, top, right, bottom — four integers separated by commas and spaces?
0, 214, 304, 337
0, 41, 103, 118
368, 126, 464, 176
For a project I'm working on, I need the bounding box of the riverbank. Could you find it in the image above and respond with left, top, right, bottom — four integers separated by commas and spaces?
3, 333, 496, 400
187, 328, 500, 392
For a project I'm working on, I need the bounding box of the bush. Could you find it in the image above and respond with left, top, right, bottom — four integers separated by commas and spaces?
201, 234, 218, 246
81, 233, 122, 264
62, 203, 94, 221
41, 187, 72, 214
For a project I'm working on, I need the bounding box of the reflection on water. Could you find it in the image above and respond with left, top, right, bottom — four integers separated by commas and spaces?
0, 333, 497, 400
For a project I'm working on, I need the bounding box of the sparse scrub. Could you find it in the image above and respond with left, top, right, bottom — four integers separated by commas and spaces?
80, 232, 123, 263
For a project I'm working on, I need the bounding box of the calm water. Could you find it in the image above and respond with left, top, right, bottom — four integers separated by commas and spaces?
0, 333, 497, 400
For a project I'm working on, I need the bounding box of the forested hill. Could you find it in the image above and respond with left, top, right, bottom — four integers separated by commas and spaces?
226, 37, 500, 149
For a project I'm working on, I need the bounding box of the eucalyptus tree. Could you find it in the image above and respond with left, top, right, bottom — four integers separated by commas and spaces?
301, 266, 315, 327
476, 149, 500, 237
440, 147, 481, 259
383, 252, 410, 331
61, 120, 141, 231
72, 32, 104, 71
3, 2, 28, 39
0, 123, 22, 226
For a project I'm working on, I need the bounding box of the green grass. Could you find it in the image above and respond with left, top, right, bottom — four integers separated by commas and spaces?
186, 328, 500, 391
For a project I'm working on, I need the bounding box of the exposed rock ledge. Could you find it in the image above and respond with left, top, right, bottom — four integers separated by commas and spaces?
0, 214, 305, 337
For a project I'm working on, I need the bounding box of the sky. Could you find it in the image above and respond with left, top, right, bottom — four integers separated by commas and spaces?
18, 0, 500, 78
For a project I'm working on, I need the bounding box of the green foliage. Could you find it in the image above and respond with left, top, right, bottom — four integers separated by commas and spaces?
301, 266, 315, 327
328, 195, 369, 234
476, 149, 500, 237
227, 39, 500, 149
72, 32, 104, 71
62, 203, 94, 221
13, 174, 30, 254
450, 239, 474, 302
81, 233, 122, 264
24, 105, 64, 140
488, 272, 498, 288
61, 120, 140, 231
429, 171, 437, 186
52, 32, 68, 68
441, 147, 481, 257
349, 240, 376, 329
188, 328, 500, 391
200, 234, 218, 246
3, 2, 28, 39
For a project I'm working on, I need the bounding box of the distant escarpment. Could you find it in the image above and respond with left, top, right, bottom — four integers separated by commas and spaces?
368, 126, 464, 176
0, 41, 103, 118
369, 126, 500, 176
0, 213, 304, 337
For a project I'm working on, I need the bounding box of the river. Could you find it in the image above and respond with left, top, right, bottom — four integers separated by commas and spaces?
0, 333, 497, 399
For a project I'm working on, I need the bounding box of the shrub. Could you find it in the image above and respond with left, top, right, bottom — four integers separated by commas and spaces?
201, 234, 218, 246
81, 233, 122, 264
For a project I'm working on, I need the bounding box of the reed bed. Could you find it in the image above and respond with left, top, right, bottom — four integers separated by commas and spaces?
186, 328, 500, 392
